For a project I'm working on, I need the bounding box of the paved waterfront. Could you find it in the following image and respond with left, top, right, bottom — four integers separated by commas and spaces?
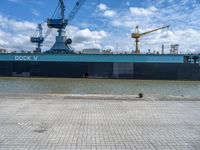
0, 94, 200, 150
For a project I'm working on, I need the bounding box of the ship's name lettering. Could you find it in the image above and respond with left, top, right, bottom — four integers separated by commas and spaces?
15, 56, 39, 61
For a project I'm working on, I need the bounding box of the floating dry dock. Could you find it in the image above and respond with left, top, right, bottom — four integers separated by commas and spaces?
0, 53, 199, 80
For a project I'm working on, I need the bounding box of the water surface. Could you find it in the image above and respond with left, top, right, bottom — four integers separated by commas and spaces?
0, 77, 200, 97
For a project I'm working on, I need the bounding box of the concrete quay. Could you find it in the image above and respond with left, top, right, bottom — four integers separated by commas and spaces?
0, 94, 200, 150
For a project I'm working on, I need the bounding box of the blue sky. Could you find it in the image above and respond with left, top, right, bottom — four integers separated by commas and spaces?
0, 0, 200, 53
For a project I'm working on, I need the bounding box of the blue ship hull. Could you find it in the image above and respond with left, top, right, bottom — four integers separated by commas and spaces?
0, 54, 199, 80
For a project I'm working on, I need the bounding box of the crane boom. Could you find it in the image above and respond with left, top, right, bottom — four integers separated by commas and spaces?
67, 0, 86, 23
140, 25, 170, 36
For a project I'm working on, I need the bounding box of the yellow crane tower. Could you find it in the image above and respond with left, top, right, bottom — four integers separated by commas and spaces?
131, 25, 170, 54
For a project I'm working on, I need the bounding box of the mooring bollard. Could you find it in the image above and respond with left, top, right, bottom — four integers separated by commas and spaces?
138, 93, 143, 98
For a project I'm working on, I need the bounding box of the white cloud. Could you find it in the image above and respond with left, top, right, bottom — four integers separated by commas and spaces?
0, 15, 36, 31
97, 4, 108, 11
104, 45, 115, 50
130, 6, 157, 16
92, 1, 200, 53
103, 10, 116, 17
31, 9, 40, 17
97, 3, 116, 18
7, 0, 20, 3
71, 29, 107, 50
73, 29, 107, 42
0, 15, 37, 52
0, 15, 108, 52
7, 0, 23, 5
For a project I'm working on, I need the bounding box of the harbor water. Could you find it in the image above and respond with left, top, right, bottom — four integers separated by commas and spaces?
0, 77, 200, 97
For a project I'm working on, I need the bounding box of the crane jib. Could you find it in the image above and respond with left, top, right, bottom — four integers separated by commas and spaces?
67, 0, 86, 23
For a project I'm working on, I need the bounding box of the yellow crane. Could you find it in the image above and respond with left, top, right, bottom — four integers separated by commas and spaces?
131, 25, 170, 54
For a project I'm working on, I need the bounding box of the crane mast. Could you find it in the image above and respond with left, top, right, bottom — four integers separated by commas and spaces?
60, 0, 65, 21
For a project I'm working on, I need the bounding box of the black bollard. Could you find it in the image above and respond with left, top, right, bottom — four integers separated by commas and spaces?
138, 93, 143, 98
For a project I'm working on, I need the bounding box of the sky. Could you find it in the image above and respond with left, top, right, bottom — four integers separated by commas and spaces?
0, 0, 200, 53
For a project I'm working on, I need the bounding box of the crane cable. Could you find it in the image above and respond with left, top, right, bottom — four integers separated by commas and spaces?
32, 29, 38, 37
51, 1, 60, 19
44, 29, 53, 39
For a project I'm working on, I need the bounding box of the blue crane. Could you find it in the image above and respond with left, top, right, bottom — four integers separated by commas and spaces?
30, 24, 44, 53
47, 0, 86, 53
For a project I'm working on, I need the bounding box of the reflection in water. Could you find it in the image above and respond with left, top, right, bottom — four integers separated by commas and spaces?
0, 77, 200, 97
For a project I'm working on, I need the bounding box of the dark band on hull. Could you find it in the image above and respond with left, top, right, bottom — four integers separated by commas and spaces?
0, 61, 199, 80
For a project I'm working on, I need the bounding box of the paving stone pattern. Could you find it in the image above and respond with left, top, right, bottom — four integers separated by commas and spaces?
0, 95, 200, 150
